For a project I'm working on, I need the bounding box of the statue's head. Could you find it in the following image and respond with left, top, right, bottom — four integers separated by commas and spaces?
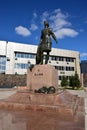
44, 21, 49, 27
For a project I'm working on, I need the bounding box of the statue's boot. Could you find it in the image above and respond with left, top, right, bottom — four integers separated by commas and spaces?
45, 52, 49, 64
41, 53, 43, 64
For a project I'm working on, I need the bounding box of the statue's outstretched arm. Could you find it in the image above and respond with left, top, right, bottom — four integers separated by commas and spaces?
52, 33, 58, 43
50, 29, 58, 43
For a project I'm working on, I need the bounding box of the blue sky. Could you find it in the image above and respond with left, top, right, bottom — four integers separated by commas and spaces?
0, 0, 87, 61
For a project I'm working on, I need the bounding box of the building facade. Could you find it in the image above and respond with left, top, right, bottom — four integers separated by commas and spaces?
80, 60, 87, 74
0, 41, 80, 85
80, 60, 87, 87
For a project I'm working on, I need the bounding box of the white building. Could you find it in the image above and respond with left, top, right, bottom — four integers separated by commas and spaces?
0, 41, 80, 85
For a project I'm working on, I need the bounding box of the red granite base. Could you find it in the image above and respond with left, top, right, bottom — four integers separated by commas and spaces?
0, 90, 85, 130
0, 109, 84, 130
0, 90, 84, 117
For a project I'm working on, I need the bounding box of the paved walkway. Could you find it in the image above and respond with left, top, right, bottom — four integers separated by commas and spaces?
0, 89, 16, 99
85, 98, 87, 130
67, 90, 87, 97
67, 90, 87, 130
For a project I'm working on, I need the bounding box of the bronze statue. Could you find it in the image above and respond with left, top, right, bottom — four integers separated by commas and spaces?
36, 21, 58, 64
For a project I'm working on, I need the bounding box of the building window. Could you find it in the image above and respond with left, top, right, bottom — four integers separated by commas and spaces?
59, 76, 62, 80
51, 56, 74, 62
55, 56, 59, 61
54, 66, 58, 70
15, 52, 36, 59
66, 57, 74, 62
70, 58, 74, 62
51, 56, 56, 61
59, 57, 64, 61
71, 67, 74, 71
66, 66, 74, 71
49, 56, 51, 60
54, 65, 74, 72
15, 63, 30, 69
58, 66, 65, 71
66, 66, 69, 71
0, 56, 6, 73
50, 56, 58, 61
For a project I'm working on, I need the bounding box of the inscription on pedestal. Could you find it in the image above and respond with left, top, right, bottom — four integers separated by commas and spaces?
27, 64, 58, 91
34, 73, 43, 76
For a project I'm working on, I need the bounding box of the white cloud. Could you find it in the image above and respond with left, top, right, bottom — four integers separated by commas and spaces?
40, 9, 79, 39
80, 53, 87, 57
41, 11, 49, 23
52, 18, 71, 30
43, 11, 49, 17
15, 26, 31, 37
55, 28, 78, 39
50, 9, 68, 21
33, 12, 37, 19
30, 24, 38, 31
30, 12, 38, 31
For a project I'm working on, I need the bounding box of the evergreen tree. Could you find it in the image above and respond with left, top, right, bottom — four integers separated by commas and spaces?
69, 73, 81, 89
74, 73, 81, 88
61, 76, 68, 87
69, 75, 75, 89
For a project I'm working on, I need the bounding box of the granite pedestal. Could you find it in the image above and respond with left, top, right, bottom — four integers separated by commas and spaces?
27, 64, 58, 91
0, 65, 85, 130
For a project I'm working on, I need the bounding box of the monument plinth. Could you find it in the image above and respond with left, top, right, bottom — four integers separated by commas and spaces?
27, 64, 58, 91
